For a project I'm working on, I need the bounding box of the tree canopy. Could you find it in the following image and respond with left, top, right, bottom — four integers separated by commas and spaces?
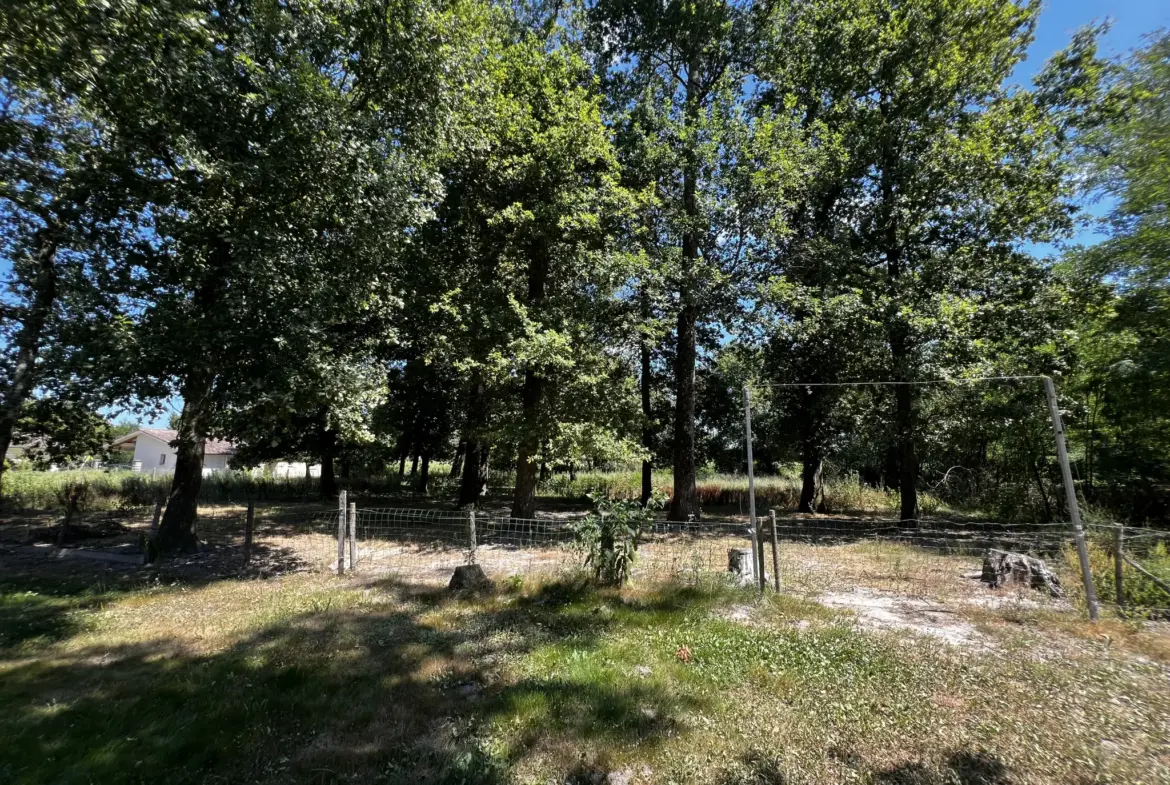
3, 0, 1167, 541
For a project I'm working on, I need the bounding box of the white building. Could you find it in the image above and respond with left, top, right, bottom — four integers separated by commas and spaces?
110, 429, 236, 476
110, 429, 321, 478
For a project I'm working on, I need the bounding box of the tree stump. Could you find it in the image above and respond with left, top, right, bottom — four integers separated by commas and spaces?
448, 564, 493, 595
980, 549, 1064, 597
727, 548, 755, 586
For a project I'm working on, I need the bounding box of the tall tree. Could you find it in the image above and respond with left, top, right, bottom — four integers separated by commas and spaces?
844, 0, 1082, 521
586, 0, 768, 520
0, 4, 146, 494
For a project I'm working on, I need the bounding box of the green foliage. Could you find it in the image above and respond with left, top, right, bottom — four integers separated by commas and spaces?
13, 397, 112, 468
570, 493, 665, 586
1078, 538, 1170, 617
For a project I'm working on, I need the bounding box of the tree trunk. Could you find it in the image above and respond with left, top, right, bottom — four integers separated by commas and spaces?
669, 61, 702, 523
539, 457, 550, 482
640, 286, 654, 507
799, 447, 823, 514
669, 302, 700, 521
0, 228, 59, 498
397, 448, 407, 481
157, 370, 213, 553
879, 89, 917, 525
798, 388, 825, 514
449, 438, 465, 479
157, 238, 231, 553
894, 380, 918, 522
458, 374, 489, 507
320, 451, 337, 499
409, 452, 419, 477
512, 239, 549, 520
1030, 455, 1054, 523
512, 368, 542, 519
417, 451, 431, 493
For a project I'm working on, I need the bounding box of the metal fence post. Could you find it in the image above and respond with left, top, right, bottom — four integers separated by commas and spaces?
348, 502, 357, 570
744, 386, 764, 594
769, 509, 780, 592
336, 490, 347, 576
243, 502, 254, 567
1114, 525, 1125, 611
1043, 376, 1099, 620
467, 509, 477, 564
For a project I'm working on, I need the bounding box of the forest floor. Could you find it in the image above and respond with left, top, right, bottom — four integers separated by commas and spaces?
2, 514, 1169, 785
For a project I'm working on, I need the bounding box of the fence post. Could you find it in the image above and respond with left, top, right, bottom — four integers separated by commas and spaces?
1042, 376, 1099, 620
348, 502, 357, 570
336, 490, 347, 576
1114, 525, 1125, 611
243, 502, 254, 567
744, 386, 764, 594
769, 509, 780, 592
467, 509, 477, 564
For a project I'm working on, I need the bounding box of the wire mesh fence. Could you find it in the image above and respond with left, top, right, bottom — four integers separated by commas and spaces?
189, 502, 1170, 619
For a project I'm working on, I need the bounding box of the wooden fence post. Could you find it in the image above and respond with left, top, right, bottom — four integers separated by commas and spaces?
769, 509, 780, 592
336, 490, 347, 576
1114, 525, 1125, 611
467, 509, 477, 564
348, 502, 357, 570
243, 502, 254, 567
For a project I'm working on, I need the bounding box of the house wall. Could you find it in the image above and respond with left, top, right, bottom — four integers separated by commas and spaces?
261, 461, 322, 479
126, 434, 233, 475
202, 454, 232, 473
133, 434, 175, 473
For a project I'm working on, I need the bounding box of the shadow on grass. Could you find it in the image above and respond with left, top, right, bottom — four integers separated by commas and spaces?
0, 573, 707, 785
720, 748, 1014, 785
0, 571, 142, 653
874, 749, 1012, 785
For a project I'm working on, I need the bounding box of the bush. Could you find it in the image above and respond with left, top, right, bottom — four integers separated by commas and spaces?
569, 493, 664, 586
1075, 537, 1170, 617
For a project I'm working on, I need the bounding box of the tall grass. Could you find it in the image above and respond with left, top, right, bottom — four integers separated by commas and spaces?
2, 470, 324, 513
537, 469, 947, 516
5, 466, 953, 518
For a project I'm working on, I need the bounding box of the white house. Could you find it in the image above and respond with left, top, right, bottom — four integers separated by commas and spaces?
111, 429, 236, 476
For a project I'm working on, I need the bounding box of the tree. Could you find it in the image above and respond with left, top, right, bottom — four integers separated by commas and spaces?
820, 0, 1084, 521
407, 29, 630, 511
586, 0, 782, 520
13, 396, 112, 468
0, 2, 146, 494
1063, 30, 1170, 514
88, 0, 474, 550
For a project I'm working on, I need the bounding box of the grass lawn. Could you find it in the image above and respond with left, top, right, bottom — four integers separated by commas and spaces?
1, 561, 1168, 785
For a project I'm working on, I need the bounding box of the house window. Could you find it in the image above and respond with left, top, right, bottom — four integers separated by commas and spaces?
160, 453, 167, 466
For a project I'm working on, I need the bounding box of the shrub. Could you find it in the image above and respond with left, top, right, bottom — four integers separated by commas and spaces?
569, 493, 665, 586
1075, 537, 1170, 617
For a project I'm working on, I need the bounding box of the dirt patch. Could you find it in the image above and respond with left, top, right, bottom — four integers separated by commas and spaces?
819, 588, 988, 648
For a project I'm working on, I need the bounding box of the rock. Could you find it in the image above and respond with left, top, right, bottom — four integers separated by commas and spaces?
727, 548, 755, 586
980, 549, 1064, 597
633, 665, 651, 678
448, 563, 493, 594
606, 768, 634, 785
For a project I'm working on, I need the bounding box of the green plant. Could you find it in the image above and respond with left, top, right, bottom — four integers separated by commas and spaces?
1075, 539, 1170, 618
569, 493, 664, 586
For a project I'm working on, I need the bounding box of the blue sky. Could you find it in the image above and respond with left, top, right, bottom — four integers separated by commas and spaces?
1015, 0, 1169, 254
